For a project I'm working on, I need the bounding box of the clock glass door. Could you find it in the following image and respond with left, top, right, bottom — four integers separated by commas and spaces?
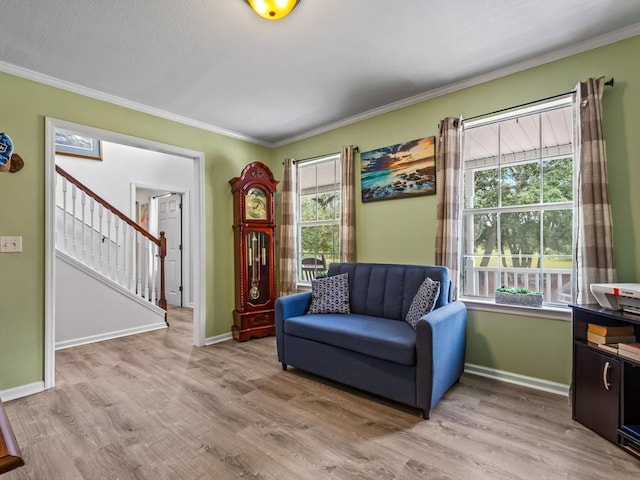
247, 231, 270, 305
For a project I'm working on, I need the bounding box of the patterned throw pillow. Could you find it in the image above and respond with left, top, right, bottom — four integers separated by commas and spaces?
405, 277, 441, 329
307, 273, 350, 314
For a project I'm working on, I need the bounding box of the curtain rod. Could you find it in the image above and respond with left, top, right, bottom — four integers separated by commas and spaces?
462, 77, 614, 123
284, 146, 359, 164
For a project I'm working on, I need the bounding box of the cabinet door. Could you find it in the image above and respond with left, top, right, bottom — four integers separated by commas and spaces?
574, 344, 620, 443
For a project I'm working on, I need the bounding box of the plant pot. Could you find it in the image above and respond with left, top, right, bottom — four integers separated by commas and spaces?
495, 291, 542, 308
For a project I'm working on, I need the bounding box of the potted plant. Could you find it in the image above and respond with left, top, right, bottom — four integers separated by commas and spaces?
495, 286, 543, 308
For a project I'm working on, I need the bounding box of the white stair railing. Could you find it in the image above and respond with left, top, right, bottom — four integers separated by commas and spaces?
54, 165, 167, 321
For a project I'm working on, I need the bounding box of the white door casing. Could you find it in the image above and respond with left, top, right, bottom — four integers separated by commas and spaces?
45, 117, 207, 390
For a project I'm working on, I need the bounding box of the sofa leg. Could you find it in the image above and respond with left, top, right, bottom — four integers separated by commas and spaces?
281, 363, 288, 371
422, 409, 430, 420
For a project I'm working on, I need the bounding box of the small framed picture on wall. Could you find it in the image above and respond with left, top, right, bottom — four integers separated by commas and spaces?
55, 130, 102, 160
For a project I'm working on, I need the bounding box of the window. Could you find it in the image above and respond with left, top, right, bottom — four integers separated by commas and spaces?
297, 155, 341, 283
461, 97, 575, 306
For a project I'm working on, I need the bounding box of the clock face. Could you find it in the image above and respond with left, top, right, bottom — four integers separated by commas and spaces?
245, 188, 268, 220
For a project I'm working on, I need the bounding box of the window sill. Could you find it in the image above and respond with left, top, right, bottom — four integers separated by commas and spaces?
460, 297, 571, 322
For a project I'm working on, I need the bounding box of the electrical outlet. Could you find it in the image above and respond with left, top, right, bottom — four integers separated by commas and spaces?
0, 236, 22, 253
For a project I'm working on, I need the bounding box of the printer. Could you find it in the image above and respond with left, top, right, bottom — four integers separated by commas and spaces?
590, 283, 640, 314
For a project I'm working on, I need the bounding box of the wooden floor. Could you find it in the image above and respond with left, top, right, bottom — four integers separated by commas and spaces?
4, 307, 640, 479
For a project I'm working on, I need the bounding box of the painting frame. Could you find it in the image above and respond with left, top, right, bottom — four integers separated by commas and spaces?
360, 136, 436, 203
55, 130, 102, 161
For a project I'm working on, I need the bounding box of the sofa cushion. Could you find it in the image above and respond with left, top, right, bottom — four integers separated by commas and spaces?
307, 273, 350, 314
284, 314, 416, 366
405, 277, 440, 329
327, 263, 451, 319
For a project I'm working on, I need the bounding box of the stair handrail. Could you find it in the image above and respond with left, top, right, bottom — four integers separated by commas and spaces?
55, 165, 167, 315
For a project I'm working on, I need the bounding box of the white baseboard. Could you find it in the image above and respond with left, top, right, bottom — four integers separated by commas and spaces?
465, 363, 570, 397
55, 323, 167, 350
0, 382, 45, 402
205, 332, 233, 345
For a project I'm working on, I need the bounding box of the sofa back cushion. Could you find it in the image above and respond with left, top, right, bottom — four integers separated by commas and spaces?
327, 263, 451, 321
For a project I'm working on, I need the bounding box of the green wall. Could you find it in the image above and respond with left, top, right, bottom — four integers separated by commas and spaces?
0, 72, 270, 391
273, 35, 640, 385
1, 35, 638, 393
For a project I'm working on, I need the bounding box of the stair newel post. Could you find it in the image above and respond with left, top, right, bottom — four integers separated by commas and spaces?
144, 239, 150, 302
158, 231, 168, 325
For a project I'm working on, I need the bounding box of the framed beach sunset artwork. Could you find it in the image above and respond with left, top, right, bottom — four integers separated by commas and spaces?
360, 136, 436, 203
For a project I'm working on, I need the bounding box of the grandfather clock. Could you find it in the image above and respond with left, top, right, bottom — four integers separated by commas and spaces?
229, 162, 279, 341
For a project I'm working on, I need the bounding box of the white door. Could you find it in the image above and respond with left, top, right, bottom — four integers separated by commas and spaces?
157, 193, 182, 306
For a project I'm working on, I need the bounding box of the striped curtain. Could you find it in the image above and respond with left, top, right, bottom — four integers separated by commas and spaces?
278, 159, 298, 296
575, 77, 616, 304
340, 145, 356, 262
435, 117, 462, 299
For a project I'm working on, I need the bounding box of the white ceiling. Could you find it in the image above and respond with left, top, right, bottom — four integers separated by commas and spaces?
1, 1, 639, 147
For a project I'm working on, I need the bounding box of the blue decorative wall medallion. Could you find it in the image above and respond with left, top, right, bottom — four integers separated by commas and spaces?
0, 132, 13, 167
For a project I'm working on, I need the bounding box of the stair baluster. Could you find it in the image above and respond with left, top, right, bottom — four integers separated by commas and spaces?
144, 240, 150, 302
81, 191, 87, 262
62, 177, 68, 252
98, 205, 104, 275
90, 198, 96, 268
115, 216, 120, 284
129, 226, 136, 291
71, 184, 77, 256
107, 211, 113, 280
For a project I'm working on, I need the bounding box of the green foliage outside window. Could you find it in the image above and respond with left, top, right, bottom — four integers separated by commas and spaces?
466, 157, 573, 269
300, 192, 340, 271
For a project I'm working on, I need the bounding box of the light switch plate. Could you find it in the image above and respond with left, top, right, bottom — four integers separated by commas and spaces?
0, 236, 22, 253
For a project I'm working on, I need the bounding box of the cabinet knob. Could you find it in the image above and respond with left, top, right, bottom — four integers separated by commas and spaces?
602, 361, 611, 391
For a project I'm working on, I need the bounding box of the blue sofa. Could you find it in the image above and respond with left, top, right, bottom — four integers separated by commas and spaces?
275, 262, 467, 418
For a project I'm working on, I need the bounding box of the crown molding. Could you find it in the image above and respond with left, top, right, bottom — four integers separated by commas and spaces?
273, 23, 640, 148
0, 61, 272, 147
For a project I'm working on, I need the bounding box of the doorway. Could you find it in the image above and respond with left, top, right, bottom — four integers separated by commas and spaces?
134, 187, 187, 308
45, 118, 206, 389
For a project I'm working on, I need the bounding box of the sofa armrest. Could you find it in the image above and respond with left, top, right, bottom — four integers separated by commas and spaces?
415, 300, 467, 412
275, 292, 312, 362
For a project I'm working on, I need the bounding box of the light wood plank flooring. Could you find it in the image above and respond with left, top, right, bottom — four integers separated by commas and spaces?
4, 307, 640, 479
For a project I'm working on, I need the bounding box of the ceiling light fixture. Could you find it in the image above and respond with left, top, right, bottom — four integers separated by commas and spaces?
245, 0, 300, 20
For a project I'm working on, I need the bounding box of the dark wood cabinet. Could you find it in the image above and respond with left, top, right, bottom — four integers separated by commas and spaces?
229, 162, 279, 342
572, 304, 640, 458
574, 343, 620, 443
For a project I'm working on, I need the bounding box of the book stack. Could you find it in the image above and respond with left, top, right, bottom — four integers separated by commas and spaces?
618, 343, 640, 362
587, 323, 636, 354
